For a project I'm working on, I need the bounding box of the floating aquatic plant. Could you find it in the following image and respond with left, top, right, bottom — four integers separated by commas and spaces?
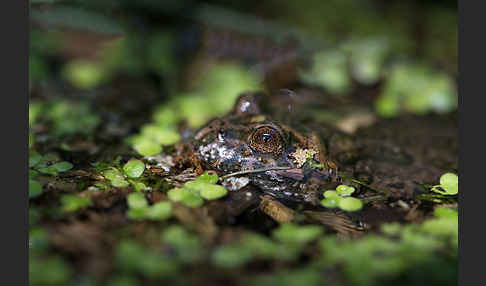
101, 159, 148, 191
167, 172, 228, 207
126, 192, 172, 221
430, 173, 458, 195
321, 184, 363, 211
60, 195, 92, 212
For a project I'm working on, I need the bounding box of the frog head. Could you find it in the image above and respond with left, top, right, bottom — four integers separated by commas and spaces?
192, 92, 336, 202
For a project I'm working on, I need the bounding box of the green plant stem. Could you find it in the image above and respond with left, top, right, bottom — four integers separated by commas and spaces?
339, 174, 391, 198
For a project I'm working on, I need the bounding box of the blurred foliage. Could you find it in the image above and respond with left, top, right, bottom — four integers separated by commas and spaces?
29, 179, 43, 198
343, 37, 390, 85
273, 223, 323, 245
300, 50, 351, 95
319, 207, 458, 286
423, 8, 458, 72
168, 171, 227, 207
29, 99, 100, 137
376, 62, 457, 117
128, 63, 260, 156
30, 254, 73, 286
60, 194, 92, 212
29, 29, 60, 89
101, 31, 176, 79
115, 239, 180, 279
248, 268, 322, 286
30, 5, 123, 35
126, 193, 172, 220
162, 225, 204, 263
28, 1, 457, 285
29, 151, 74, 198
62, 60, 108, 89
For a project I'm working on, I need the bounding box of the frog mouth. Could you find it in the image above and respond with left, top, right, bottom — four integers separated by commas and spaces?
219, 166, 296, 180
219, 165, 326, 182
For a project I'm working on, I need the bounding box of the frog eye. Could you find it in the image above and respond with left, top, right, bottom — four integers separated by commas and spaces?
249, 126, 283, 154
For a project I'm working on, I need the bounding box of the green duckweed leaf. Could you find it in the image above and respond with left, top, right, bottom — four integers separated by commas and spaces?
139, 125, 180, 145
323, 190, 339, 198
129, 180, 148, 192
107, 275, 138, 286
273, 223, 323, 245
29, 227, 49, 253
62, 60, 107, 89
196, 171, 219, 184
338, 197, 363, 211
162, 226, 203, 263
241, 233, 279, 258
299, 50, 351, 95
152, 106, 179, 126
133, 141, 162, 157
126, 192, 148, 209
145, 201, 172, 220
103, 168, 130, 188
321, 197, 341, 208
180, 193, 204, 208
212, 245, 255, 268
60, 195, 92, 212
29, 255, 72, 286
336, 184, 355, 196
29, 170, 39, 179
380, 222, 403, 236
37, 166, 59, 176
167, 188, 204, 208
123, 160, 145, 178
167, 188, 188, 202
112, 179, 130, 188
103, 168, 124, 181
184, 172, 225, 200
421, 216, 458, 237
29, 152, 42, 168
51, 161, 73, 172
126, 207, 148, 220
29, 180, 43, 198
183, 180, 203, 192
199, 184, 227, 200
29, 131, 34, 148
115, 239, 179, 278
434, 207, 458, 219
439, 173, 458, 195
162, 226, 199, 248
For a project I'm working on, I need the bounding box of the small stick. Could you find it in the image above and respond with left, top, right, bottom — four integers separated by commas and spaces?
219, 166, 293, 180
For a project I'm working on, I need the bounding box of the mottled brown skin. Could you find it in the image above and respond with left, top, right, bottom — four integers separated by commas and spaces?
191, 92, 337, 204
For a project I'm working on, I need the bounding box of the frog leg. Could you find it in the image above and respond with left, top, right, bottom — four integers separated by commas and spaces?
303, 210, 367, 239
259, 195, 366, 239
259, 194, 295, 223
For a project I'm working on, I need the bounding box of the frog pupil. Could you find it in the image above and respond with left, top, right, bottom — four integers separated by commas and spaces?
261, 133, 272, 142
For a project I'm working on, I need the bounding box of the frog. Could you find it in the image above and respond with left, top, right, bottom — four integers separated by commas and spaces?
190, 91, 339, 205
167, 91, 366, 236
